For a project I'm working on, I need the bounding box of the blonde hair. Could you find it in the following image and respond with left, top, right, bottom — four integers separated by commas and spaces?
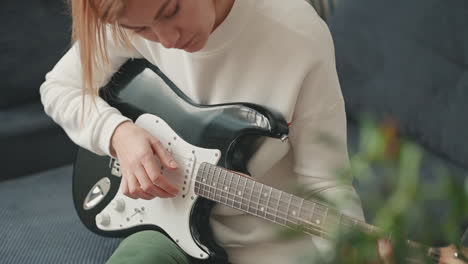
70, 0, 130, 114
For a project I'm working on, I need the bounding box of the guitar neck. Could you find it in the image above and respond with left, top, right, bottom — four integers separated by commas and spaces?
193, 163, 442, 263
193, 162, 383, 239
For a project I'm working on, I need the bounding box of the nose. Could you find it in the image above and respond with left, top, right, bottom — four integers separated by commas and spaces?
151, 25, 180, 48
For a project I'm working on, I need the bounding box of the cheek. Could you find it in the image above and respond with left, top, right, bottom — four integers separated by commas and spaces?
137, 31, 160, 43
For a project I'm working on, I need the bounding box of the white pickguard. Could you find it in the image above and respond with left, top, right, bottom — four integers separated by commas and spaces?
95, 114, 221, 259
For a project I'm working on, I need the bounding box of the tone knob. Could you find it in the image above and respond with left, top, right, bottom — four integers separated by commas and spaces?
96, 213, 111, 226
112, 199, 125, 212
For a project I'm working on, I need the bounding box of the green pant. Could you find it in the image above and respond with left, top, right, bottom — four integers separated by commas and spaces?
106, 231, 192, 264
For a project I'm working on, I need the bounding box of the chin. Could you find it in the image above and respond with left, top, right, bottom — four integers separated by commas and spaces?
184, 37, 208, 53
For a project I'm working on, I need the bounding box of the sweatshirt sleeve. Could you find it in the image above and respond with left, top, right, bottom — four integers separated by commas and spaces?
40, 35, 143, 157
288, 22, 364, 222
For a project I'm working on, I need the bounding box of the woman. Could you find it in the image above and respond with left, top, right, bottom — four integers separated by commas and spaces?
40, 0, 366, 263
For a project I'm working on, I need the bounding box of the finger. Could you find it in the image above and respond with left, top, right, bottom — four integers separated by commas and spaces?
378, 240, 395, 264
149, 138, 178, 169
121, 170, 138, 199
126, 172, 153, 200
142, 155, 179, 196
134, 163, 173, 198
120, 174, 131, 198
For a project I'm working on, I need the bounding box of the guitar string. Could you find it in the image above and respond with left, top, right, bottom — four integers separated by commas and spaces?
149, 152, 352, 222
196, 164, 362, 229
194, 183, 440, 264
115, 153, 349, 232
193, 170, 441, 263
164, 155, 348, 221
195, 180, 388, 242
162, 157, 380, 237
118, 151, 441, 263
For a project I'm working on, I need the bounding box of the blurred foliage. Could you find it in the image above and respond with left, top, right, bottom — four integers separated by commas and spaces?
293, 115, 468, 263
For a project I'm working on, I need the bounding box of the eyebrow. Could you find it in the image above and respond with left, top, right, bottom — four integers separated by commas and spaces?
120, 0, 171, 30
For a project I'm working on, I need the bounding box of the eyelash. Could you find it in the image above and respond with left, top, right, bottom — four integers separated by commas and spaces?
164, 3, 179, 19
134, 27, 147, 34
132, 2, 179, 33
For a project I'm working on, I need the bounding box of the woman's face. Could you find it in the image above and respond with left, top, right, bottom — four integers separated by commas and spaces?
118, 0, 217, 52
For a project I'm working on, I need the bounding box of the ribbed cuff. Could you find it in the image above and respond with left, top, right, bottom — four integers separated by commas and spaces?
97, 113, 132, 158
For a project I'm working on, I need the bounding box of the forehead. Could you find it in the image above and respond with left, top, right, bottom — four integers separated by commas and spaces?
118, 0, 167, 26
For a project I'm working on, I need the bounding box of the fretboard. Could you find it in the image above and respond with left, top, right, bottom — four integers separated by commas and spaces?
193, 162, 383, 239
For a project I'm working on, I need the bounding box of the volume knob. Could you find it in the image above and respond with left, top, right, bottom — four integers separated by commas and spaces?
96, 213, 111, 226
112, 199, 126, 212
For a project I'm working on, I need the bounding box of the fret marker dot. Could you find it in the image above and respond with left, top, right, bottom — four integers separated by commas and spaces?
260, 207, 264, 212
292, 210, 296, 216
238, 191, 242, 195
224, 187, 228, 191
202, 179, 206, 182
213, 183, 216, 187
316, 220, 321, 225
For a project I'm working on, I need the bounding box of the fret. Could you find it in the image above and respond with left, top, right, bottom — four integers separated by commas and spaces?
227, 171, 234, 207
197, 163, 206, 197
314, 204, 326, 226
299, 200, 311, 225
255, 183, 263, 216
193, 166, 200, 195
269, 189, 281, 224
285, 194, 292, 225
297, 198, 304, 225
340, 215, 353, 232
315, 204, 327, 238
239, 177, 248, 211
259, 185, 269, 218
203, 165, 211, 200
233, 173, 241, 209
205, 164, 213, 198
264, 187, 274, 221
204, 164, 211, 198
323, 207, 329, 232
308, 202, 318, 231
324, 209, 339, 235
246, 180, 255, 215
208, 165, 217, 201
213, 168, 221, 202
289, 196, 302, 227
220, 169, 228, 204
276, 191, 288, 225
202, 163, 209, 197
273, 190, 286, 225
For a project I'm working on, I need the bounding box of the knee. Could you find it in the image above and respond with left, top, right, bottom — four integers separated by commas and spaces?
107, 231, 190, 264
121, 230, 173, 248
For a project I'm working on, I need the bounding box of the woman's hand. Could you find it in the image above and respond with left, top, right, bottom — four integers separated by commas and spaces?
377, 239, 395, 264
110, 121, 179, 200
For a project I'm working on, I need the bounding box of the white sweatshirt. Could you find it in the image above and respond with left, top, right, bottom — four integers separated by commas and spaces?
40, 0, 364, 263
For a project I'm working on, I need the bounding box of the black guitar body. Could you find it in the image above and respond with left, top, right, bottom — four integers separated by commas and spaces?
72, 59, 289, 263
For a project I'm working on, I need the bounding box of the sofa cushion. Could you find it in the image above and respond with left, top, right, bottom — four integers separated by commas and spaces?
0, 102, 76, 179
329, 0, 468, 169
0, 0, 71, 108
0, 165, 122, 264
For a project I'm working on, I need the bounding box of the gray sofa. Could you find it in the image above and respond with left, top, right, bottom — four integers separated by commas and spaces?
1, 0, 467, 263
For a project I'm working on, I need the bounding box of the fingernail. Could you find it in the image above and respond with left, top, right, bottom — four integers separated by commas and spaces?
170, 160, 178, 168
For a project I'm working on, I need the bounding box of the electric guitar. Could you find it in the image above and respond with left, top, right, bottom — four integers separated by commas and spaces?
73, 59, 466, 264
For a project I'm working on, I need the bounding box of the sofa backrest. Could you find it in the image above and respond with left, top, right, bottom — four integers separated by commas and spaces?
329, 0, 468, 169
1, 1, 71, 109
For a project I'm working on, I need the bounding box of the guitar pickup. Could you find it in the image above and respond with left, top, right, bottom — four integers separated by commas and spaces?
109, 158, 122, 177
